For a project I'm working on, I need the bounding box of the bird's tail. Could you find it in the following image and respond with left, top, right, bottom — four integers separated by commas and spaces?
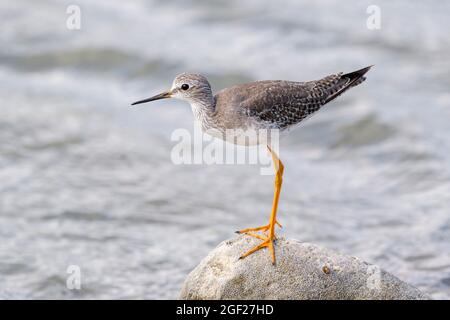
324, 65, 373, 104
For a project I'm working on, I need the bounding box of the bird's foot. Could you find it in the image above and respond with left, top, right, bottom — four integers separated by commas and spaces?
236, 220, 280, 264
238, 233, 277, 264
235, 220, 282, 235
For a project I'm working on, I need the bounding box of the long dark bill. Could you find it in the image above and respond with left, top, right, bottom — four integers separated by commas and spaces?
131, 91, 171, 106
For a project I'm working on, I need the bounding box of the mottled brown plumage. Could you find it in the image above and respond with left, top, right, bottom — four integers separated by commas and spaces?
213, 66, 371, 131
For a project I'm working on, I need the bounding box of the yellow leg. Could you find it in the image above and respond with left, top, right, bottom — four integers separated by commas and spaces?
237, 145, 284, 264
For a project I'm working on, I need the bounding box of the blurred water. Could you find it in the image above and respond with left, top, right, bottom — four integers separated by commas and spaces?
1, 0, 450, 299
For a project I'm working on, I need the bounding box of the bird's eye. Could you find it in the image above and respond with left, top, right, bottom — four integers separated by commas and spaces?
181, 84, 189, 91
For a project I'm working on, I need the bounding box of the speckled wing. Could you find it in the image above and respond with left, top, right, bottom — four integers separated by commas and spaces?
233, 66, 371, 130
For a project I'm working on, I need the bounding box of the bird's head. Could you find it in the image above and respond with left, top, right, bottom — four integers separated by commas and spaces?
131, 73, 214, 107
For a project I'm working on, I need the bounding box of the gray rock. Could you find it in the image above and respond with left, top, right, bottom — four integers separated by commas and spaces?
179, 235, 428, 300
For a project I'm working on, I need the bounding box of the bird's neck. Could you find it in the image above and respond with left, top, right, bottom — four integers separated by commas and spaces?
189, 97, 216, 125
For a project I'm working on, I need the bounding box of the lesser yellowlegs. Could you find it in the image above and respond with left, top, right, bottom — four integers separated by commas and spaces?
132, 66, 372, 264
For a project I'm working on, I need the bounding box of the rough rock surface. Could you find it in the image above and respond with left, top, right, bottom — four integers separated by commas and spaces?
179, 236, 428, 300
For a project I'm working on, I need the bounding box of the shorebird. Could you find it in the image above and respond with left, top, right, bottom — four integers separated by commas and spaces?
132, 66, 372, 264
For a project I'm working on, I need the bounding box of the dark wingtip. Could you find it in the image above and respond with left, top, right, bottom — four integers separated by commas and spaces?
349, 65, 373, 77
324, 65, 373, 104
361, 64, 374, 74
341, 65, 373, 86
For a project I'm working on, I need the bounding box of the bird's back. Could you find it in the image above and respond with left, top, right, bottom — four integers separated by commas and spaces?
213, 66, 371, 131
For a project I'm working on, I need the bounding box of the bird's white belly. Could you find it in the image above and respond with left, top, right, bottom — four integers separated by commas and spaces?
203, 125, 274, 146
192, 104, 274, 146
